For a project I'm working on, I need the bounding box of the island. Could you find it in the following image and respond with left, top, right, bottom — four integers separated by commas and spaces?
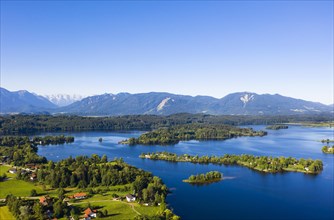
322, 145, 334, 154
140, 152, 323, 174
121, 124, 267, 145
0, 136, 179, 220
266, 125, 288, 130
183, 171, 222, 184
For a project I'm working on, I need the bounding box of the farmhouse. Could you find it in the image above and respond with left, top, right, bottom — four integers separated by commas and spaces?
39, 196, 51, 206
83, 208, 97, 219
73, 192, 87, 199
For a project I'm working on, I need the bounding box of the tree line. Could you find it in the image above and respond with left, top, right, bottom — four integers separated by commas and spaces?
140, 152, 323, 174
1, 113, 332, 135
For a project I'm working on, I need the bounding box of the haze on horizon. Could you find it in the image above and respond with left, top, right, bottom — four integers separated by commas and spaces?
0, 1, 333, 104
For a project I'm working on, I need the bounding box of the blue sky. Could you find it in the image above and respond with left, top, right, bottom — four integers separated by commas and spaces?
1, 1, 333, 104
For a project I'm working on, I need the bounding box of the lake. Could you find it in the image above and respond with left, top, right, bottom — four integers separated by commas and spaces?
37, 125, 334, 220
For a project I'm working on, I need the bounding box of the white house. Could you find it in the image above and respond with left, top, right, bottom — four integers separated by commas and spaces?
126, 194, 136, 202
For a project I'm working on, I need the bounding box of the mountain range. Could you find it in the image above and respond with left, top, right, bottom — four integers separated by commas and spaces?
0, 87, 332, 116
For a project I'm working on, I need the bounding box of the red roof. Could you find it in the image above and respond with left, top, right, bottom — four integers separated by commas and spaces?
74, 192, 87, 198
83, 208, 96, 215
39, 196, 46, 203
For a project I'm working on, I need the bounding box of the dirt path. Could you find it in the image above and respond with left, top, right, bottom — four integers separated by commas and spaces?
120, 201, 141, 215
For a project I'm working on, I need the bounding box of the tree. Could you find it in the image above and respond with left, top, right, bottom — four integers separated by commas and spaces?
70, 175, 77, 187
0, 173, 7, 181
97, 212, 103, 218
53, 200, 64, 218
322, 146, 328, 152
101, 154, 108, 163
70, 209, 79, 220
132, 176, 147, 195
154, 192, 161, 204
77, 180, 87, 188
19, 206, 30, 220
58, 187, 65, 200
33, 203, 44, 220
30, 189, 38, 196
142, 189, 148, 202
159, 201, 166, 214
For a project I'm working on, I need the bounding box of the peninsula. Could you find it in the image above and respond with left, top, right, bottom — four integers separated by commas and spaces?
140, 152, 323, 174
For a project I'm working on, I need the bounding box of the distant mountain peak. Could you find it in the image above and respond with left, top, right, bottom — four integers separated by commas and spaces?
44, 94, 85, 107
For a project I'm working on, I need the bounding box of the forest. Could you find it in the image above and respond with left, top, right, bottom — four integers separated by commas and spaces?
0, 113, 332, 135
122, 124, 267, 145
140, 152, 323, 174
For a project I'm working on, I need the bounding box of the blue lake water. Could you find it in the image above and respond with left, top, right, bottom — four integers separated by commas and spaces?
37, 126, 334, 220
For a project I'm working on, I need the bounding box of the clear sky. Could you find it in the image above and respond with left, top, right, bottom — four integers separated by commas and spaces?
1, 1, 333, 104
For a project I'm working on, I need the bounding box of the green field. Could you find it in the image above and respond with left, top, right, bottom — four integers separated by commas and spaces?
72, 199, 160, 220
0, 206, 15, 220
0, 165, 46, 198
0, 178, 46, 198
69, 188, 160, 219
0, 166, 15, 178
